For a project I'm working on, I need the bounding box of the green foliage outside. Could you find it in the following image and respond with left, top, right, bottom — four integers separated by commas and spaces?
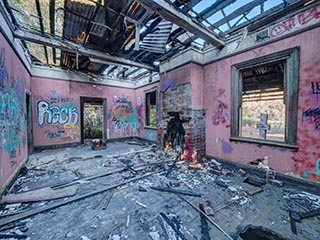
149, 105, 157, 127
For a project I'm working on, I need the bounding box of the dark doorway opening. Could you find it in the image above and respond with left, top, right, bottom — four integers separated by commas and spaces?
25, 92, 33, 153
239, 225, 287, 240
80, 97, 106, 144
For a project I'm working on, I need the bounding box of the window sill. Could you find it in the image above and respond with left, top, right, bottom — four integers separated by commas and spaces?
144, 126, 157, 130
229, 137, 298, 151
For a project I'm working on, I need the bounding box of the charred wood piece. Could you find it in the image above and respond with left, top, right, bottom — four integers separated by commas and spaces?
199, 203, 211, 240
159, 213, 186, 240
150, 186, 202, 197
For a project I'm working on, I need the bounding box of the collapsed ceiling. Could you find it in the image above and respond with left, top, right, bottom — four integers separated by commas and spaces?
1, 0, 308, 81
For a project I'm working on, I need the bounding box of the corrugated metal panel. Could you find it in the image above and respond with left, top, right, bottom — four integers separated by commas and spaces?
140, 20, 172, 53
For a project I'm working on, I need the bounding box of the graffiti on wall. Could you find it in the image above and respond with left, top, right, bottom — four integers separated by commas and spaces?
311, 81, 320, 95
37, 91, 80, 141
0, 47, 25, 166
293, 61, 320, 180
270, 5, 320, 39
212, 89, 229, 127
136, 96, 144, 137
108, 95, 137, 137
302, 158, 320, 179
302, 107, 320, 129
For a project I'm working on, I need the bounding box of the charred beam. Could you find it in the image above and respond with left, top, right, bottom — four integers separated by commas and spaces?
35, 0, 49, 64
209, 0, 267, 30
49, 0, 56, 63
13, 29, 157, 71
198, 0, 236, 20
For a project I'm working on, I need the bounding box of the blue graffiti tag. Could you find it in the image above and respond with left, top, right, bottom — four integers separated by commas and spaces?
302, 158, 320, 179
302, 107, 320, 129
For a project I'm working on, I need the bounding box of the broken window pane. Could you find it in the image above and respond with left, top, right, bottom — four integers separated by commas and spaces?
240, 62, 285, 141
145, 91, 157, 127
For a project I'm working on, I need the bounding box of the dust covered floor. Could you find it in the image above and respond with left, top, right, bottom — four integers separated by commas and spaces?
0, 139, 319, 240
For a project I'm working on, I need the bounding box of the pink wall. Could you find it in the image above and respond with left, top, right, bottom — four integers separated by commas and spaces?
204, 27, 320, 179
0, 31, 31, 189
160, 64, 192, 91
31, 77, 137, 146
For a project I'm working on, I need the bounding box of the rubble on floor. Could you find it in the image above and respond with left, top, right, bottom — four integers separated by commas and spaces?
0, 139, 319, 240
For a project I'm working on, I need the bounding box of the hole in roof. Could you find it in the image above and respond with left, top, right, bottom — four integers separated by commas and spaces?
207, 11, 224, 25
246, 6, 261, 19
203, 21, 210, 27
193, 0, 211, 13
219, 23, 229, 32
223, 0, 248, 15
264, 0, 283, 11
139, 26, 147, 34
229, 15, 244, 27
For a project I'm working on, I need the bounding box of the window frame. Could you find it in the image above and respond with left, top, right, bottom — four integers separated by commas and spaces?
145, 88, 158, 128
230, 47, 299, 148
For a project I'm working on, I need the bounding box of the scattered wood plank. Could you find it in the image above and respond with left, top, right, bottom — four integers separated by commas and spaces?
150, 186, 202, 197
160, 212, 186, 240
52, 168, 127, 190
102, 189, 115, 210
177, 194, 233, 240
0, 186, 78, 204
0, 170, 163, 227
0, 233, 27, 239
199, 203, 211, 240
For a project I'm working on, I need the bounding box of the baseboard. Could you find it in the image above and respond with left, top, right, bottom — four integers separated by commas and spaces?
34, 142, 81, 152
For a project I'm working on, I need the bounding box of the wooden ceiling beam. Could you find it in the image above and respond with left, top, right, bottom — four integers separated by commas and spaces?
13, 28, 157, 71
137, 0, 225, 48
198, 0, 236, 20
209, 0, 267, 30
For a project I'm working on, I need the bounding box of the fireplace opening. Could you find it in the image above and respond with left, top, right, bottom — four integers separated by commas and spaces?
239, 225, 287, 240
163, 112, 185, 151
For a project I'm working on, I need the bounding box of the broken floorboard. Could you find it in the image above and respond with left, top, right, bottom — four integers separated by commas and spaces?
0, 170, 163, 227
1, 141, 319, 239
0, 186, 78, 204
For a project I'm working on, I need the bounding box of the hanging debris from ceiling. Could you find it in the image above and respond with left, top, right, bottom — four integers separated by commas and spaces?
140, 19, 172, 53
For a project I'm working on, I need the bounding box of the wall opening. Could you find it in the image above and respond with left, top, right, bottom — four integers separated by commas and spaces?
240, 62, 285, 141
231, 47, 299, 146
25, 92, 33, 153
80, 97, 106, 143
145, 90, 157, 127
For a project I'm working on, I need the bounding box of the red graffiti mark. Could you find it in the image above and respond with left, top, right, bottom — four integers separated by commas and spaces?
212, 102, 228, 126
298, 6, 320, 25
270, 5, 320, 39
270, 17, 295, 38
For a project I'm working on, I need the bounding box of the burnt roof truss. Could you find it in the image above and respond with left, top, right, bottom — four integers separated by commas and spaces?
1, 0, 306, 82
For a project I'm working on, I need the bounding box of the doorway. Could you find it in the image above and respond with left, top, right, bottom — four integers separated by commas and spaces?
25, 92, 33, 153
80, 97, 106, 144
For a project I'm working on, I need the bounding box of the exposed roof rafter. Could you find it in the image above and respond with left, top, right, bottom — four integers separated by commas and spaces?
137, 0, 225, 48
13, 28, 157, 71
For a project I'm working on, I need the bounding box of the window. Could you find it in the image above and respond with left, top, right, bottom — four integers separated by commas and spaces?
231, 47, 299, 147
145, 90, 157, 127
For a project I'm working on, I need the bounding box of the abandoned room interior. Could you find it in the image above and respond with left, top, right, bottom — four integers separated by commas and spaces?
0, 0, 320, 239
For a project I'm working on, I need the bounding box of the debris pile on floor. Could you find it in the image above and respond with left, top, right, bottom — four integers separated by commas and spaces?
0, 140, 319, 240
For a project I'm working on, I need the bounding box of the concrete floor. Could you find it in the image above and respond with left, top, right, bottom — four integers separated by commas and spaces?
0, 139, 319, 240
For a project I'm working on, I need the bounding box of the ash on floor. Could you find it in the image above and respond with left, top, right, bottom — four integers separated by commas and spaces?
0, 140, 319, 240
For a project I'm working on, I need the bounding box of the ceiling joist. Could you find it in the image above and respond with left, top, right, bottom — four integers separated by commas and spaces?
13, 28, 157, 71
137, 0, 225, 48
